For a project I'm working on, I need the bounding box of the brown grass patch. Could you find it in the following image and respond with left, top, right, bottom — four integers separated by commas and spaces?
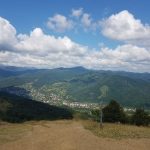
0, 122, 32, 144
82, 120, 150, 139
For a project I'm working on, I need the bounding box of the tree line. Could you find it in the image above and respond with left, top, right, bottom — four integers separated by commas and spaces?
91, 100, 150, 126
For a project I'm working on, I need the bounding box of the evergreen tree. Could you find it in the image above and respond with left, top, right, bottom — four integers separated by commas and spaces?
132, 108, 150, 126
103, 100, 127, 123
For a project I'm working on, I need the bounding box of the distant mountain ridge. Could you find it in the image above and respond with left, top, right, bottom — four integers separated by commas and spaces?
0, 66, 150, 108
0, 65, 37, 78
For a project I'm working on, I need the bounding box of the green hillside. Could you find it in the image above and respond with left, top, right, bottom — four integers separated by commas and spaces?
0, 67, 150, 108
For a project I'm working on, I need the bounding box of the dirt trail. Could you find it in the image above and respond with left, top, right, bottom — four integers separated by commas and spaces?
1, 120, 150, 150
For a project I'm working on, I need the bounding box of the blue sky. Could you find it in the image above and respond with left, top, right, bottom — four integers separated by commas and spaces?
0, 0, 149, 48
0, 0, 150, 72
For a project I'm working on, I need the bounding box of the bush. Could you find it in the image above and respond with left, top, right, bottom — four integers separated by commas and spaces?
131, 108, 150, 126
91, 109, 100, 121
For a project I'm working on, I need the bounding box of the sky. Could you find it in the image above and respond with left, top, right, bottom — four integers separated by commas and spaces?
0, 0, 150, 72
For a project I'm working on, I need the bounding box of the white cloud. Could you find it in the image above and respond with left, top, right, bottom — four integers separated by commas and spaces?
0, 17, 17, 50
72, 8, 83, 18
84, 44, 150, 72
80, 13, 98, 31
47, 14, 73, 32
100, 45, 150, 63
0, 16, 150, 72
81, 13, 92, 28
46, 8, 98, 33
16, 28, 87, 57
101, 10, 150, 46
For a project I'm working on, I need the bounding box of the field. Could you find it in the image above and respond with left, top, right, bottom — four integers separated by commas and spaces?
0, 120, 150, 150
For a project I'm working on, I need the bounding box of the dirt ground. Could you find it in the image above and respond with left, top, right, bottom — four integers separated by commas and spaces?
1, 120, 150, 150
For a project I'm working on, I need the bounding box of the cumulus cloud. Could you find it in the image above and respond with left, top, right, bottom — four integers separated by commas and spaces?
0, 17, 17, 50
46, 9, 98, 32
81, 13, 92, 28
72, 8, 83, 18
101, 10, 150, 47
0, 16, 150, 72
84, 44, 150, 72
47, 14, 73, 32
46, 9, 150, 46
80, 13, 98, 31
16, 28, 87, 57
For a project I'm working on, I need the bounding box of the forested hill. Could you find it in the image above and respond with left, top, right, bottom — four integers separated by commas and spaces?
0, 66, 150, 108
0, 92, 73, 123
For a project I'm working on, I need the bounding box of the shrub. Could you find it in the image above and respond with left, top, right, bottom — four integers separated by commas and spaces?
131, 108, 150, 126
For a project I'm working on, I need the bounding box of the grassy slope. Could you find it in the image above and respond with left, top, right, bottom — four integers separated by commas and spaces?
82, 120, 150, 139
0, 120, 149, 146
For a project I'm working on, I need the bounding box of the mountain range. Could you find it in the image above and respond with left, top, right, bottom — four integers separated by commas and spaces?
0, 66, 150, 109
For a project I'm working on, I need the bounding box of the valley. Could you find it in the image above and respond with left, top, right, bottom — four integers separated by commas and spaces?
0, 66, 150, 109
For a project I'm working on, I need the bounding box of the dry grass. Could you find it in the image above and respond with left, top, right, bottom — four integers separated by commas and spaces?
0, 120, 150, 150
82, 120, 150, 139
0, 120, 71, 145
0, 122, 32, 144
